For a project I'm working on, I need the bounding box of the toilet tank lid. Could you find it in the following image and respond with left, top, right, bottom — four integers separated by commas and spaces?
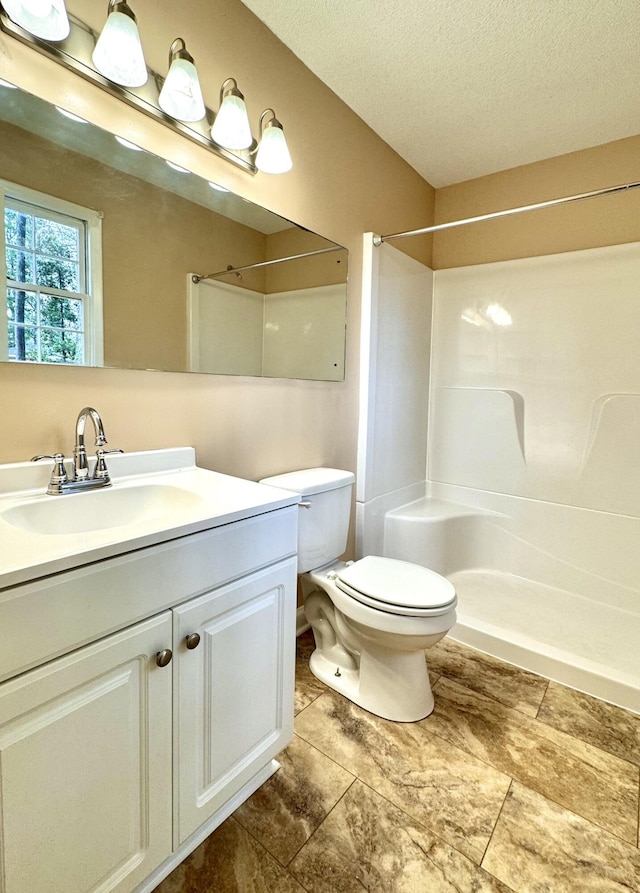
259, 467, 355, 496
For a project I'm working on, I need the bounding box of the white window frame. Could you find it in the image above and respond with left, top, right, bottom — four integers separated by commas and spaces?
0, 180, 104, 366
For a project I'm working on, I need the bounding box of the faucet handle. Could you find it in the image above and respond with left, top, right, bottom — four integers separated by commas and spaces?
31, 453, 68, 486
93, 448, 124, 480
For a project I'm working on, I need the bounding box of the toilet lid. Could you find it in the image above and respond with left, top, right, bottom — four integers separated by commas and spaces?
336, 556, 456, 613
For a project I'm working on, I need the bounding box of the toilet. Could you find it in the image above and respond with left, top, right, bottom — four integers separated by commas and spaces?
259, 468, 457, 722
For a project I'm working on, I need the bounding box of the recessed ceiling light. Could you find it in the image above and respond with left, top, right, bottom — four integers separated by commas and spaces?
166, 160, 188, 172
208, 181, 229, 192
0, 79, 17, 89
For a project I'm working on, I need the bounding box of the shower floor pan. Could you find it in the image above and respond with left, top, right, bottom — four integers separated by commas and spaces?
449, 569, 640, 715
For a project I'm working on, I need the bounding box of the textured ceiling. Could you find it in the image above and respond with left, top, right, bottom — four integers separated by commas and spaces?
241, 0, 640, 187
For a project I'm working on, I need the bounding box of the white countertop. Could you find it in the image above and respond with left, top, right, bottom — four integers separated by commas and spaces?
0, 448, 299, 590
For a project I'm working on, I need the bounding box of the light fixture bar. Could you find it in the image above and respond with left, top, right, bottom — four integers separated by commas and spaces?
0, 5, 257, 174
373, 181, 640, 246
192, 245, 345, 283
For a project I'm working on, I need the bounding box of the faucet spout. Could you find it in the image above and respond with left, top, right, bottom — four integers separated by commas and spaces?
74, 406, 108, 479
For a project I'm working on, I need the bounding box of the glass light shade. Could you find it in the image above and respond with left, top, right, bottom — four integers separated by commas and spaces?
158, 57, 205, 122
92, 8, 147, 87
211, 92, 252, 151
256, 121, 292, 174
3, 0, 70, 40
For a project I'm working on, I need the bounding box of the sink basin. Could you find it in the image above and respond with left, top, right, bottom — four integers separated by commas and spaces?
1, 482, 205, 535
0, 447, 300, 590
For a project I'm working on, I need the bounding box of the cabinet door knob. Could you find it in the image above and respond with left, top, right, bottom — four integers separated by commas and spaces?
185, 633, 201, 650
156, 649, 173, 667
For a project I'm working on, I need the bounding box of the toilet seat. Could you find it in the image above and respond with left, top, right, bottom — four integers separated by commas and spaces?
335, 556, 457, 617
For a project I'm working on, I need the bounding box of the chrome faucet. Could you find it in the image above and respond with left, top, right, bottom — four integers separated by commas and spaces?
32, 406, 123, 495
74, 406, 108, 480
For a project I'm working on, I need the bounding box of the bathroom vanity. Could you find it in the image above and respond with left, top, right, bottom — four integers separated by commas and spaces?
0, 448, 299, 893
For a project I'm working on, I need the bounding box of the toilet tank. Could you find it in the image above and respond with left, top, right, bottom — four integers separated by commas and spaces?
259, 468, 355, 573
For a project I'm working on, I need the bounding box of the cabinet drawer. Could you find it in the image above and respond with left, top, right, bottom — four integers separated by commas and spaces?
0, 506, 297, 682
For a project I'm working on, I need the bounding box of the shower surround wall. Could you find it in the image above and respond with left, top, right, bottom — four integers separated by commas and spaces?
361, 238, 640, 713
355, 236, 433, 556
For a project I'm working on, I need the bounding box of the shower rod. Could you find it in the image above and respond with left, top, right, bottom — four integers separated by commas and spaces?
372, 180, 640, 246
192, 244, 344, 283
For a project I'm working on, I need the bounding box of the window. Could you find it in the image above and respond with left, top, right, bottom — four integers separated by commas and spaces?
1, 182, 103, 366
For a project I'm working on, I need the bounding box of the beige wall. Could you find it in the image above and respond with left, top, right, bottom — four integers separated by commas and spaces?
0, 0, 435, 477
433, 134, 640, 269
264, 229, 347, 293
0, 119, 270, 371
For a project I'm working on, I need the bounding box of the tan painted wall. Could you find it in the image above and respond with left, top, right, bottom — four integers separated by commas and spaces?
0, 0, 435, 478
433, 134, 640, 269
264, 229, 348, 293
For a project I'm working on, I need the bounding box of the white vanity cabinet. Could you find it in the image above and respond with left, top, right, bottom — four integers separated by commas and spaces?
0, 462, 299, 893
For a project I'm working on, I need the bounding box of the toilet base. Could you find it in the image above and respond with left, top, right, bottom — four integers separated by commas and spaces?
307, 633, 435, 722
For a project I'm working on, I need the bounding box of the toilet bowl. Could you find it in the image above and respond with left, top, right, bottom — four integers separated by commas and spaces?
259, 469, 457, 722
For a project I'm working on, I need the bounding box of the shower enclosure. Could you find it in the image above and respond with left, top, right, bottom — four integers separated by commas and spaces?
358, 234, 640, 713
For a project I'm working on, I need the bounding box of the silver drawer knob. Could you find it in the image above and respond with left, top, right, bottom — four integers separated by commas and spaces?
185, 633, 201, 650
156, 649, 173, 667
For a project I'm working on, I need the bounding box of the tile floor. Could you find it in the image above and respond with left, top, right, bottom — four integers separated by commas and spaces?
155, 631, 640, 892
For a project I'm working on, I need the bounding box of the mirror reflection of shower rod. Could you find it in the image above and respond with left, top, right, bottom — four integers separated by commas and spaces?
373, 180, 640, 246
192, 245, 343, 283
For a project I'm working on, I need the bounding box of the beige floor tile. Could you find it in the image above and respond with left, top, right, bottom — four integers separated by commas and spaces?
294, 630, 326, 714
424, 677, 639, 843
153, 817, 306, 893
428, 637, 548, 716
233, 734, 355, 866
537, 680, 640, 765
294, 689, 511, 863
483, 782, 640, 893
290, 779, 514, 892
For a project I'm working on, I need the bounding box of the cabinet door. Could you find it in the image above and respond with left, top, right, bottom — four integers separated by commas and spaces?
0, 613, 173, 893
173, 557, 297, 844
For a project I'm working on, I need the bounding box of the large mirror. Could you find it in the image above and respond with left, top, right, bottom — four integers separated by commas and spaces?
0, 82, 348, 380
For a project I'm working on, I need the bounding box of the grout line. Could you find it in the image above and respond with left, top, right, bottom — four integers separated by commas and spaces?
534, 678, 551, 719
225, 814, 314, 889
285, 776, 358, 871
432, 672, 640, 772
480, 779, 513, 867
294, 686, 325, 717
418, 691, 640, 847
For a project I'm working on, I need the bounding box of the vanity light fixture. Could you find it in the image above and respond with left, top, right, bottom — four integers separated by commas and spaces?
0, 5, 293, 174
255, 109, 292, 174
211, 78, 252, 151
158, 37, 205, 123
92, 0, 147, 88
2, 0, 69, 41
